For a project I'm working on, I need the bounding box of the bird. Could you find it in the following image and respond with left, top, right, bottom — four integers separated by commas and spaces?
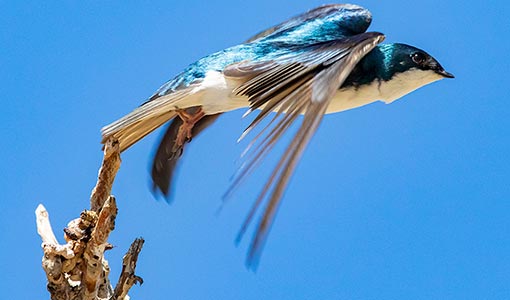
101, 4, 453, 268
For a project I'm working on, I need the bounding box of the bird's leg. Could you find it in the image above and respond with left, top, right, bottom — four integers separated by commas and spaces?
174, 106, 206, 150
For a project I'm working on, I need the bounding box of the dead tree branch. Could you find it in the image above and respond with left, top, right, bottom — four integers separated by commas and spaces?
36, 139, 144, 300
90, 139, 121, 212
114, 238, 145, 300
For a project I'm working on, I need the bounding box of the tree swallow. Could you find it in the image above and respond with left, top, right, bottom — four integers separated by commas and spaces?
102, 4, 453, 268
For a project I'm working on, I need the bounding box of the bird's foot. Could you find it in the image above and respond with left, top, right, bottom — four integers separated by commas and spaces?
174, 107, 205, 149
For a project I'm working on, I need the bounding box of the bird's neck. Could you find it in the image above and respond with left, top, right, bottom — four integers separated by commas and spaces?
342, 44, 395, 88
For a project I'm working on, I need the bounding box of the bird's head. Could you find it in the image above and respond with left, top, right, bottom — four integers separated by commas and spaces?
343, 43, 454, 103
381, 43, 454, 80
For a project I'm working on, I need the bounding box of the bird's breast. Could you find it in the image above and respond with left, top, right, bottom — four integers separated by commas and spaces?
326, 81, 383, 114
198, 71, 388, 116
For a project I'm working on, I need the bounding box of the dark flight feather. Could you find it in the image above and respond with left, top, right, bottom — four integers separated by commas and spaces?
225, 32, 385, 268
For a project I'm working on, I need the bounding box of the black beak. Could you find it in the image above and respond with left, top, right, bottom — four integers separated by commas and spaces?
435, 68, 455, 78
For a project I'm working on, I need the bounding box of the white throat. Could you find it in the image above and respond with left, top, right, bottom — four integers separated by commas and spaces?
326, 69, 444, 114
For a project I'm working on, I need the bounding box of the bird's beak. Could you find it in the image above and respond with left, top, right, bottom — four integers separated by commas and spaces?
435, 68, 455, 78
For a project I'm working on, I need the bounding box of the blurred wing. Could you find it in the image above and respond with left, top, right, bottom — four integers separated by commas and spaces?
246, 4, 372, 43
224, 32, 385, 268
151, 111, 220, 199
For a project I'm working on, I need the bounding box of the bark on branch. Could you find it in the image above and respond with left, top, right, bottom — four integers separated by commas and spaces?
90, 139, 121, 212
35, 138, 144, 300
114, 238, 145, 300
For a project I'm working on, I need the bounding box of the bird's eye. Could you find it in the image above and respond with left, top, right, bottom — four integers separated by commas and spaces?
411, 52, 426, 65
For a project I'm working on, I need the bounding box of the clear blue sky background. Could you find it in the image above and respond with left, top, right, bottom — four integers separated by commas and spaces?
1, 1, 509, 299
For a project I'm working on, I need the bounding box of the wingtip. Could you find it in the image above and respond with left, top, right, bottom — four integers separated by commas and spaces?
151, 182, 175, 204
245, 243, 262, 272
376, 32, 386, 42
368, 31, 386, 41
245, 260, 260, 273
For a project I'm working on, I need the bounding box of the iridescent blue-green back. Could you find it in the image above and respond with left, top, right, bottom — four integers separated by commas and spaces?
152, 4, 373, 97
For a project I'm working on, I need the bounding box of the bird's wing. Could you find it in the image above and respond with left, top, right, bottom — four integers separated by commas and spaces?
148, 4, 372, 197
223, 32, 385, 268
151, 112, 220, 198
246, 4, 372, 43
149, 5, 374, 198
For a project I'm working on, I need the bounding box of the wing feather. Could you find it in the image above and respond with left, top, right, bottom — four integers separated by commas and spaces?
225, 32, 385, 268
147, 4, 375, 202
245, 4, 372, 43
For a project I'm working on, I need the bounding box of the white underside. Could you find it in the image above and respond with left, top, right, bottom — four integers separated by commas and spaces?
164, 68, 444, 115
326, 68, 444, 113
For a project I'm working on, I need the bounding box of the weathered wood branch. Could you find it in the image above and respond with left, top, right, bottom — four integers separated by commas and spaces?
82, 196, 118, 300
36, 139, 144, 300
114, 238, 145, 300
90, 139, 121, 212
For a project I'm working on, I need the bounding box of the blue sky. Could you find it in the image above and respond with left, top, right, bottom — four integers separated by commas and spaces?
1, 1, 509, 299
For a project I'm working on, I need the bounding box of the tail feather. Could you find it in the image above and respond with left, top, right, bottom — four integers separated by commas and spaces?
101, 90, 190, 152
111, 113, 177, 152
